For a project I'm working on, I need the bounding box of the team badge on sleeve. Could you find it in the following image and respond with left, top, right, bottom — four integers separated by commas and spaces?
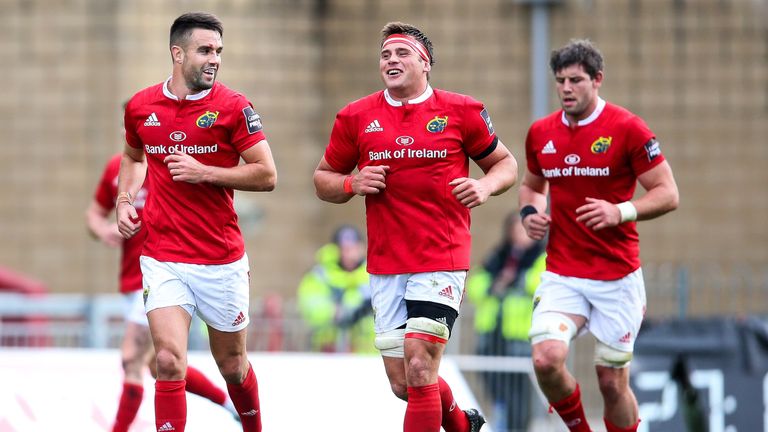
644, 138, 661, 162
479, 108, 495, 135
426, 116, 448, 133
196, 111, 219, 128
242, 106, 263, 134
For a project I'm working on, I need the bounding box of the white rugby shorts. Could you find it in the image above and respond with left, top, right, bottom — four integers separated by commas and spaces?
123, 290, 149, 326
531, 268, 646, 352
140, 254, 251, 332
370, 271, 467, 334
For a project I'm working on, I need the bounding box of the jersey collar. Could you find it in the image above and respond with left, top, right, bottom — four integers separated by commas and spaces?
384, 85, 433, 107
162, 76, 213, 101
561, 97, 606, 127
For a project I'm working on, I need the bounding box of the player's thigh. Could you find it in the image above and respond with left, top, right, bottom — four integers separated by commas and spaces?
140, 256, 196, 316
147, 305, 192, 357
370, 273, 409, 333
587, 268, 646, 352
531, 271, 590, 324
191, 254, 251, 332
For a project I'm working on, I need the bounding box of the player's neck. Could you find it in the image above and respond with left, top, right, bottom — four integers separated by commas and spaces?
167, 74, 192, 101
387, 82, 429, 104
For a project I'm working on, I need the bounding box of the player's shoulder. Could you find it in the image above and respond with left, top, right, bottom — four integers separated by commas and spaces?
604, 102, 644, 125
432, 88, 482, 108
126, 82, 164, 108
529, 110, 562, 132
337, 90, 385, 117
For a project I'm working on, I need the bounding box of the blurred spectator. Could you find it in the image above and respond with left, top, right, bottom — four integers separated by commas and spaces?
298, 225, 375, 353
466, 212, 545, 432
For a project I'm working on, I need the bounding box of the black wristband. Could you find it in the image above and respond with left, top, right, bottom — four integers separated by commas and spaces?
519, 205, 538, 221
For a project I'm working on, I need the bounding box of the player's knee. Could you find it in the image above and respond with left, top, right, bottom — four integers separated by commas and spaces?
593, 340, 632, 369
531, 341, 569, 377
154, 349, 184, 377
528, 312, 577, 346
216, 355, 248, 384
374, 328, 405, 358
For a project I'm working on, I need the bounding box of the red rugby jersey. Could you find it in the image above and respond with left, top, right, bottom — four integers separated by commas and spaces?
94, 154, 149, 293
124, 79, 266, 264
525, 99, 666, 280
324, 86, 498, 274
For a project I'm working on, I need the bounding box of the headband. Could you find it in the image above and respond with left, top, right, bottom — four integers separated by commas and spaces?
382, 34, 431, 64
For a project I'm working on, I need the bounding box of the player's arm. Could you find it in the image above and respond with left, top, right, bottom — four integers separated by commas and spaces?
313, 157, 389, 204
449, 140, 518, 208
163, 140, 277, 191
576, 161, 679, 230
632, 160, 679, 220
85, 200, 122, 247
518, 171, 551, 240
116, 144, 147, 239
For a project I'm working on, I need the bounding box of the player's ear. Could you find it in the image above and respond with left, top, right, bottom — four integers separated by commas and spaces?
171, 45, 184, 64
423, 59, 431, 73
593, 71, 604, 88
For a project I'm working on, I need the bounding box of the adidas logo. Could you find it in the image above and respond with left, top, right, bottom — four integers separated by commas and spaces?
364, 120, 383, 133
619, 332, 632, 343
144, 112, 161, 127
542, 140, 556, 154
438, 285, 454, 301
231, 311, 246, 327
158, 422, 176, 431
240, 409, 259, 416
435, 317, 448, 326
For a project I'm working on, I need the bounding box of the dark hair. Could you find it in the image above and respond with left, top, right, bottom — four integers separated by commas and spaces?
381, 21, 435, 67
170, 12, 223, 48
549, 39, 603, 79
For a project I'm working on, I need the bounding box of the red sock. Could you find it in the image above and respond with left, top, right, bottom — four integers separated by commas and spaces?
155, 380, 187, 432
227, 363, 262, 432
605, 418, 640, 432
551, 384, 591, 432
404, 383, 441, 432
112, 382, 143, 432
437, 376, 469, 432
185, 366, 227, 405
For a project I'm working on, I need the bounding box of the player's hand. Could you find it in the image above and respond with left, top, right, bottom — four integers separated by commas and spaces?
164, 150, 209, 184
353, 165, 389, 195
522, 212, 551, 240
116, 202, 142, 239
449, 177, 490, 208
98, 223, 124, 247
575, 197, 622, 230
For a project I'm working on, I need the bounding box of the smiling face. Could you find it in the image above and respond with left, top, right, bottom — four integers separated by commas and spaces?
555, 63, 603, 123
379, 41, 430, 101
174, 28, 222, 93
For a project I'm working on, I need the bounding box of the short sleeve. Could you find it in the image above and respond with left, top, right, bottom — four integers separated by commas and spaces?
626, 116, 665, 176
323, 105, 360, 174
524, 126, 543, 176
462, 97, 498, 160
230, 95, 267, 154
124, 97, 142, 149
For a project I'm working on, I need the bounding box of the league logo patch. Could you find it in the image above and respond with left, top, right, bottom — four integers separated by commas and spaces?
242, 106, 263, 134
426, 116, 448, 133
142, 286, 149, 305
591, 136, 612, 154
644, 138, 661, 162
479, 108, 495, 135
196, 111, 219, 128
